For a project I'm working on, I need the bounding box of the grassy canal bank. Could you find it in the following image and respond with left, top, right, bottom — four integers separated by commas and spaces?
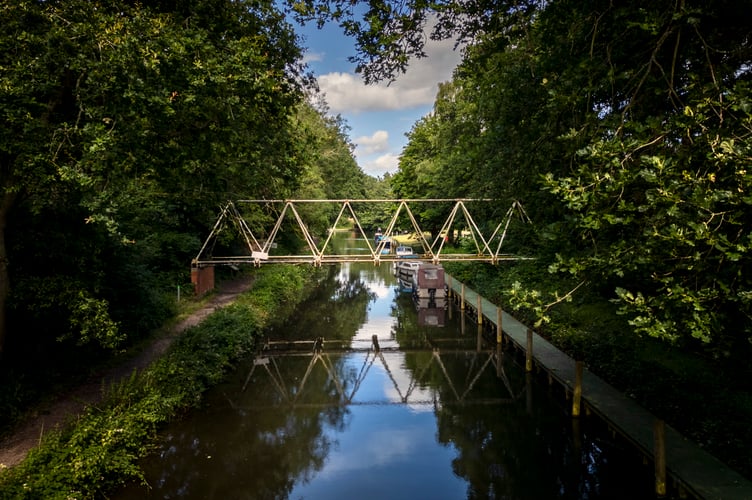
0, 265, 317, 499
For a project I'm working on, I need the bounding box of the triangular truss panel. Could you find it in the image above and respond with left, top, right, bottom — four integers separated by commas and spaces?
193, 199, 534, 267
237, 343, 524, 409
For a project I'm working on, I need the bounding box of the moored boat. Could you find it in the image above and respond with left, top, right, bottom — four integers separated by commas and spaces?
395, 260, 422, 292
395, 245, 418, 258
411, 263, 447, 299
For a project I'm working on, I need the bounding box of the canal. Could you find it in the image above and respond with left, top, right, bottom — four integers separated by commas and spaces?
117, 234, 656, 499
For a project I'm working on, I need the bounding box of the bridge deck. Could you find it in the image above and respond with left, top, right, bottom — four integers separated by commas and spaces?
447, 275, 752, 500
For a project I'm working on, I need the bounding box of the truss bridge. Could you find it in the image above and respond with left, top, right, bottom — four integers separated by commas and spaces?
193, 198, 532, 269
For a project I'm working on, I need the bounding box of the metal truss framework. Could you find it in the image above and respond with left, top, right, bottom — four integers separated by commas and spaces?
193, 198, 532, 267
238, 341, 524, 409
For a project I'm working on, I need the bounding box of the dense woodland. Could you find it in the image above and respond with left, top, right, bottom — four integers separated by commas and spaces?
1, 0, 751, 492
0, 0, 381, 428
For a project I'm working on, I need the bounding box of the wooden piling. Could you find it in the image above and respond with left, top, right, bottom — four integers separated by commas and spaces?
477, 295, 483, 325
654, 419, 667, 497
496, 307, 503, 345
572, 360, 583, 417
461, 283, 466, 310
496, 343, 503, 378
525, 328, 533, 372
526, 372, 533, 414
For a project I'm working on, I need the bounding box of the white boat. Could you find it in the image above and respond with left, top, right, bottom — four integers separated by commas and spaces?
395, 260, 422, 292
395, 245, 418, 258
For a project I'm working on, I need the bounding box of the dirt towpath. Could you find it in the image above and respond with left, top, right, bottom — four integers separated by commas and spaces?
0, 277, 253, 469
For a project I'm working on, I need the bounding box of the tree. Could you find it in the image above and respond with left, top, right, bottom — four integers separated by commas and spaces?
307, 0, 752, 352
0, 0, 309, 355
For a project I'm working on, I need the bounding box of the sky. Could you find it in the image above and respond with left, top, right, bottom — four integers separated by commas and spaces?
294, 20, 463, 178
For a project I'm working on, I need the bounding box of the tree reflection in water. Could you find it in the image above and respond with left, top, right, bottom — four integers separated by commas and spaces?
117, 236, 653, 499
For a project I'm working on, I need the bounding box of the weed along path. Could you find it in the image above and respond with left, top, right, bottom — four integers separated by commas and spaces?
0, 277, 253, 469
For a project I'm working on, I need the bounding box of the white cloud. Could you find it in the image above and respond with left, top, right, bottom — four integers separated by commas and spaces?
318, 72, 434, 113
302, 51, 324, 64
359, 153, 400, 177
318, 22, 463, 114
354, 130, 390, 155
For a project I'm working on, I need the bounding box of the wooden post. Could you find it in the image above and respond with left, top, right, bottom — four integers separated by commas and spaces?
447, 275, 452, 298
572, 361, 583, 417
654, 419, 667, 497
477, 294, 483, 325
571, 417, 582, 457
461, 283, 466, 310
496, 307, 503, 345
525, 328, 533, 372
496, 343, 503, 378
526, 372, 533, 414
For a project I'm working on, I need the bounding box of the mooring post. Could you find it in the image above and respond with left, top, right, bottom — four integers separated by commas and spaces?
525, 328, 533, 372
526, 372, 533, 414
461, 283, 466, 310
654, 419, 667, 497
447, 275, 453, 298
496, 343, 503, 378
477, 295, 483, 325
572, 360, 583, 417
571, 417, 582, 456
496, 306, 503, 345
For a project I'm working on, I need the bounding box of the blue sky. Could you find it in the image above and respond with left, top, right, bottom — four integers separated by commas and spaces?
294, 20, 463, 178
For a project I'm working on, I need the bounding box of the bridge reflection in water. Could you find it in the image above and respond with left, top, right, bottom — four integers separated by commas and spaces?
237, 336, 523, 410
117, 254, 655, 500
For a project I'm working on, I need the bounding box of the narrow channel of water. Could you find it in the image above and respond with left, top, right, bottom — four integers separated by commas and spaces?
117, 235, 656, 499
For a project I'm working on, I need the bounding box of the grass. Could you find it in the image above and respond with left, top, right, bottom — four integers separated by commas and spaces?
0, 266, 317, 499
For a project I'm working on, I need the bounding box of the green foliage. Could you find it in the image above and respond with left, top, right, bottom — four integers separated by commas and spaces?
0, 265, 316, 499
380, 0, 752, 358
0, 0, 311, 353
64, 292, 123, 349
544, 87, 752, 350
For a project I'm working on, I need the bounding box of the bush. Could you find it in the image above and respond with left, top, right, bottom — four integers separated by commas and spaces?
0, 265, 315, 499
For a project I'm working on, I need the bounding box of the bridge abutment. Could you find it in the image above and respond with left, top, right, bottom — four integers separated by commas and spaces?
191, 265, 215, 295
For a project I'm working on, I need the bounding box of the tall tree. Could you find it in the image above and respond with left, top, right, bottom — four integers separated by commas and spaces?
307, 0, 752, 352
0, 0, 309, 355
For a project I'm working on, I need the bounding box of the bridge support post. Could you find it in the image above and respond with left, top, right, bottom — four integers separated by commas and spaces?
191, 264, 215, 296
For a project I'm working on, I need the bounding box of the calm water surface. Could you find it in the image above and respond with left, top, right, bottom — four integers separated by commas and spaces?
117, 236, 654, 499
